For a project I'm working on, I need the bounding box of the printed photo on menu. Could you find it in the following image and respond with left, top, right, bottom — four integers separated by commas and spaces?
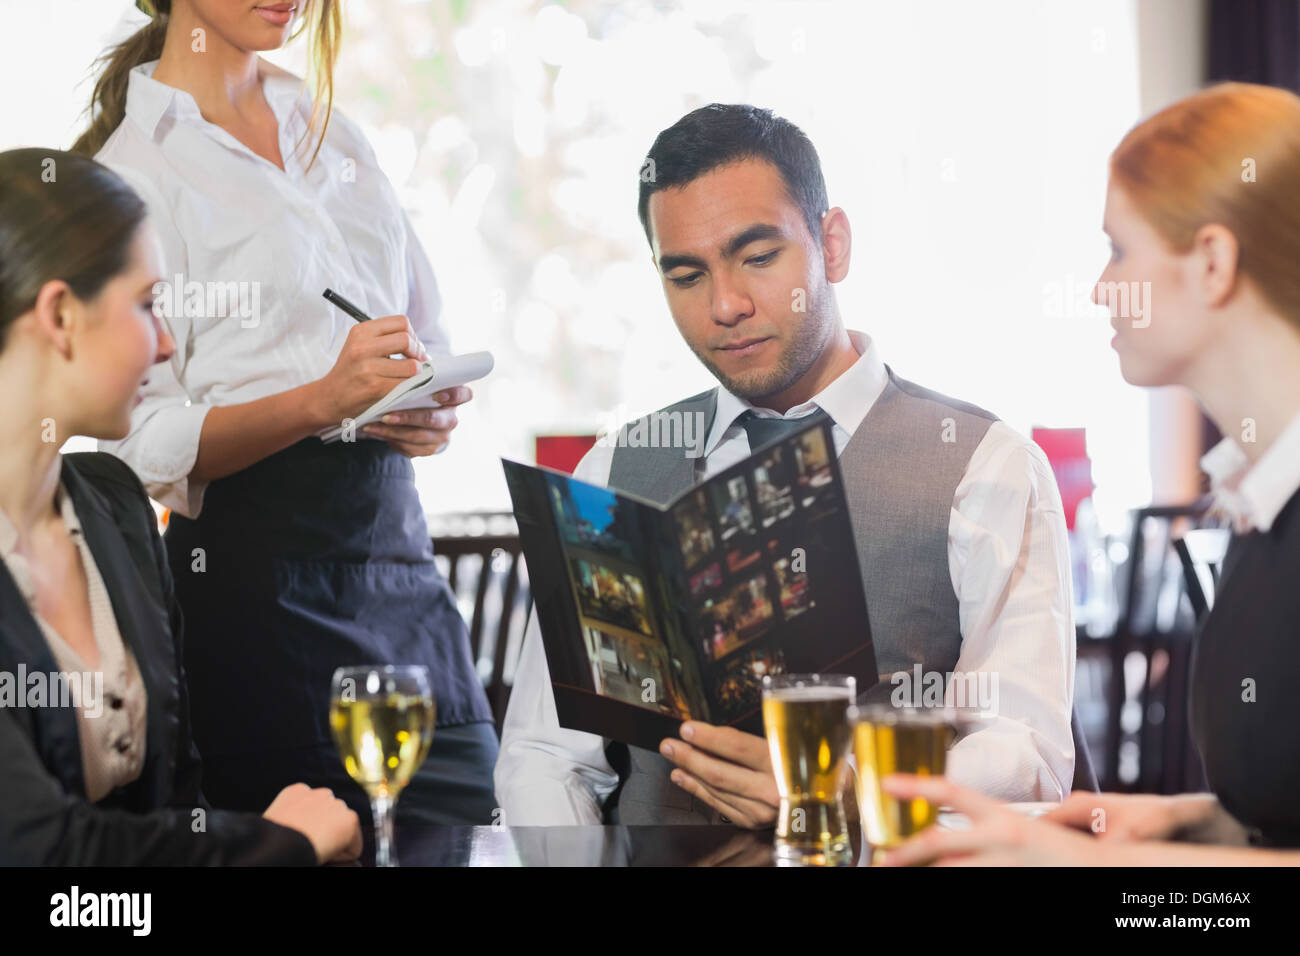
502, 416, 876, 752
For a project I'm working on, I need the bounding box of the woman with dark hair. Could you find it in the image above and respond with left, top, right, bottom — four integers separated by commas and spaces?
73, 1, 498, 827
0, 148, 360, 864
881, 82, 1300, 865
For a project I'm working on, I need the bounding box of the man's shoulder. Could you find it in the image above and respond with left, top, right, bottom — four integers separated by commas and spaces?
885, 367, 999, 424
959, 421, 1064, 514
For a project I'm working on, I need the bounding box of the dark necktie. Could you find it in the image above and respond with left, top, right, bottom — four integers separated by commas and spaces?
737, 407, 830, 452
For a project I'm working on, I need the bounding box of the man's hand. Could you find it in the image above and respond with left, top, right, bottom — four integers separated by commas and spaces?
660, 721, 780, 828
361, 385, 473, 458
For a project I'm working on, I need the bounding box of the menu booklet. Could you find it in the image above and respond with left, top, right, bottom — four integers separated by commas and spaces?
502, 417, 877, 752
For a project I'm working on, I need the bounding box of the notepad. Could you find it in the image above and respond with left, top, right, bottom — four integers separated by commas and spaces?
318, 350, 494, 444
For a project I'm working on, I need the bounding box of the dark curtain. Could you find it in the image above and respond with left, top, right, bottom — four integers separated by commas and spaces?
1208, 0, 1300, 92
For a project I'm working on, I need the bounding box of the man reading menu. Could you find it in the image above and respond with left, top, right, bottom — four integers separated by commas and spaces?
495, 104, 1079, 826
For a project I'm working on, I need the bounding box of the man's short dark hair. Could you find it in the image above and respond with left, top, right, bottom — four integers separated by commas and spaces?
636, 104, 829, 247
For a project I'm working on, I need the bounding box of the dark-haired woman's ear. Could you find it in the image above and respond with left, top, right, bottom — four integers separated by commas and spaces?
820, 206, 852, 284
26, 280, 79, 359
1191, 222, 1240, 308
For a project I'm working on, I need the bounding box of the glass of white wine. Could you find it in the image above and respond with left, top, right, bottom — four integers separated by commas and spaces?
329, 665, 435, 867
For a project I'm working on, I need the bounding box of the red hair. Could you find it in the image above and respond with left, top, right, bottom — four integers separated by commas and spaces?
1111, 82, 1300, 325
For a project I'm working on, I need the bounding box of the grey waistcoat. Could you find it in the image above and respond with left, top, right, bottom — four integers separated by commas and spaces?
603, 366, 997, 824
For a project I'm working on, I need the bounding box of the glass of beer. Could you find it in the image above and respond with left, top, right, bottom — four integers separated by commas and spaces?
761, 673, 856, 866
330, 665, 436, 867
851, 704, 958, 857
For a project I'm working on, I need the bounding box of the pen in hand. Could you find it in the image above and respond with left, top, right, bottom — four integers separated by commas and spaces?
322, 288, 429, 363
322, 287, 373, 323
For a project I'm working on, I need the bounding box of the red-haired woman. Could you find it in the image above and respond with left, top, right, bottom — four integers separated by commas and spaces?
883, 82, 1300, 865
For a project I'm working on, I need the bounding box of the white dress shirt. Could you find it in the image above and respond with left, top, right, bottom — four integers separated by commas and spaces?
95, 59, 449, 518
1201, 410, 1300, 533
495, 331, 1077, 824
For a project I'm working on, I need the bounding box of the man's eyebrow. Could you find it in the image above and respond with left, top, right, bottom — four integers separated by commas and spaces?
138, 277, 162, 294
722, 223, 784, 258
657, 223, 787, 273
658, 251, 708, 273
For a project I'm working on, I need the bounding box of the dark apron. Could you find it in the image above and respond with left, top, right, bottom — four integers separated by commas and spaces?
165, 437, 497, 829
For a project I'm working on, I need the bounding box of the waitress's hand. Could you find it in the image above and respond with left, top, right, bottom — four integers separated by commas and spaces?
360, 385, 473, 458
310, 315, 429, 427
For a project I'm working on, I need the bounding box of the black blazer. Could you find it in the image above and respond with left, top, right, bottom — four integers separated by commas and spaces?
0, 452, 315, 865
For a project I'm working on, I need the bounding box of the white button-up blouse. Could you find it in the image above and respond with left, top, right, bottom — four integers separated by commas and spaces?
96, 59, 450, 518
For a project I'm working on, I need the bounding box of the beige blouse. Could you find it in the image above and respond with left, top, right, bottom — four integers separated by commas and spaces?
0, 479, 149, 801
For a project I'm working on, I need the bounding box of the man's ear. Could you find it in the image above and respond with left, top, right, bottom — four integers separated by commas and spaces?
1190, 222, 1239, 308
820, 207, 851, 283
28, 279, 78, 359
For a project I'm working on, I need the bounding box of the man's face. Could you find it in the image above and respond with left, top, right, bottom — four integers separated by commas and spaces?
647, 158, 837, 403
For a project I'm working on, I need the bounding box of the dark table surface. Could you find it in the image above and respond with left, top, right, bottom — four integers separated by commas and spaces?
364, 823, 867, 866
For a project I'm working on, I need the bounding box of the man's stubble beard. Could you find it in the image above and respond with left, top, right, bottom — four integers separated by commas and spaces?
690, 287, 835, 405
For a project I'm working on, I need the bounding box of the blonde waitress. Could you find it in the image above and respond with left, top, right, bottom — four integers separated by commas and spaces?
74, 0, 497, 829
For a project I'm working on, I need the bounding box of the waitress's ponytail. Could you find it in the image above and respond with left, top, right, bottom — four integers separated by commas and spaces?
70, 2, 170, 157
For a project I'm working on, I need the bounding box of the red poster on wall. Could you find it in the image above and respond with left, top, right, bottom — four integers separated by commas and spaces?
1032, 427, 1093, 531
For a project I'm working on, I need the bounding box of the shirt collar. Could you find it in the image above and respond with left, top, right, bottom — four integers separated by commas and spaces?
55, 481, 84, 538
125, 59, 309, 141
125, 60, 201, 138
1200, 409, 1300, 532
0, 473, 80, 565
705, 329, 888, 458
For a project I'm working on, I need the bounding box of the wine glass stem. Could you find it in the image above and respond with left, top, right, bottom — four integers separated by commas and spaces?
372, 794, 396, 867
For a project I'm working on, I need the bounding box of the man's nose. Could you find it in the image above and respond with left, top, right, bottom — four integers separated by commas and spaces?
711, 271, 754, 325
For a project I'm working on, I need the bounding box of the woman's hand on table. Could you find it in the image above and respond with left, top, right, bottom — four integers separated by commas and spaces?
874, 774, 1107, 866
361, 385, 473, 458
1042, 790, 1221, 843
263, 782, 363, 864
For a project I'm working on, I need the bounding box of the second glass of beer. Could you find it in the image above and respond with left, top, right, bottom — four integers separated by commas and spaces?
761, 673, 856, 866
852, 704, 957, 859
